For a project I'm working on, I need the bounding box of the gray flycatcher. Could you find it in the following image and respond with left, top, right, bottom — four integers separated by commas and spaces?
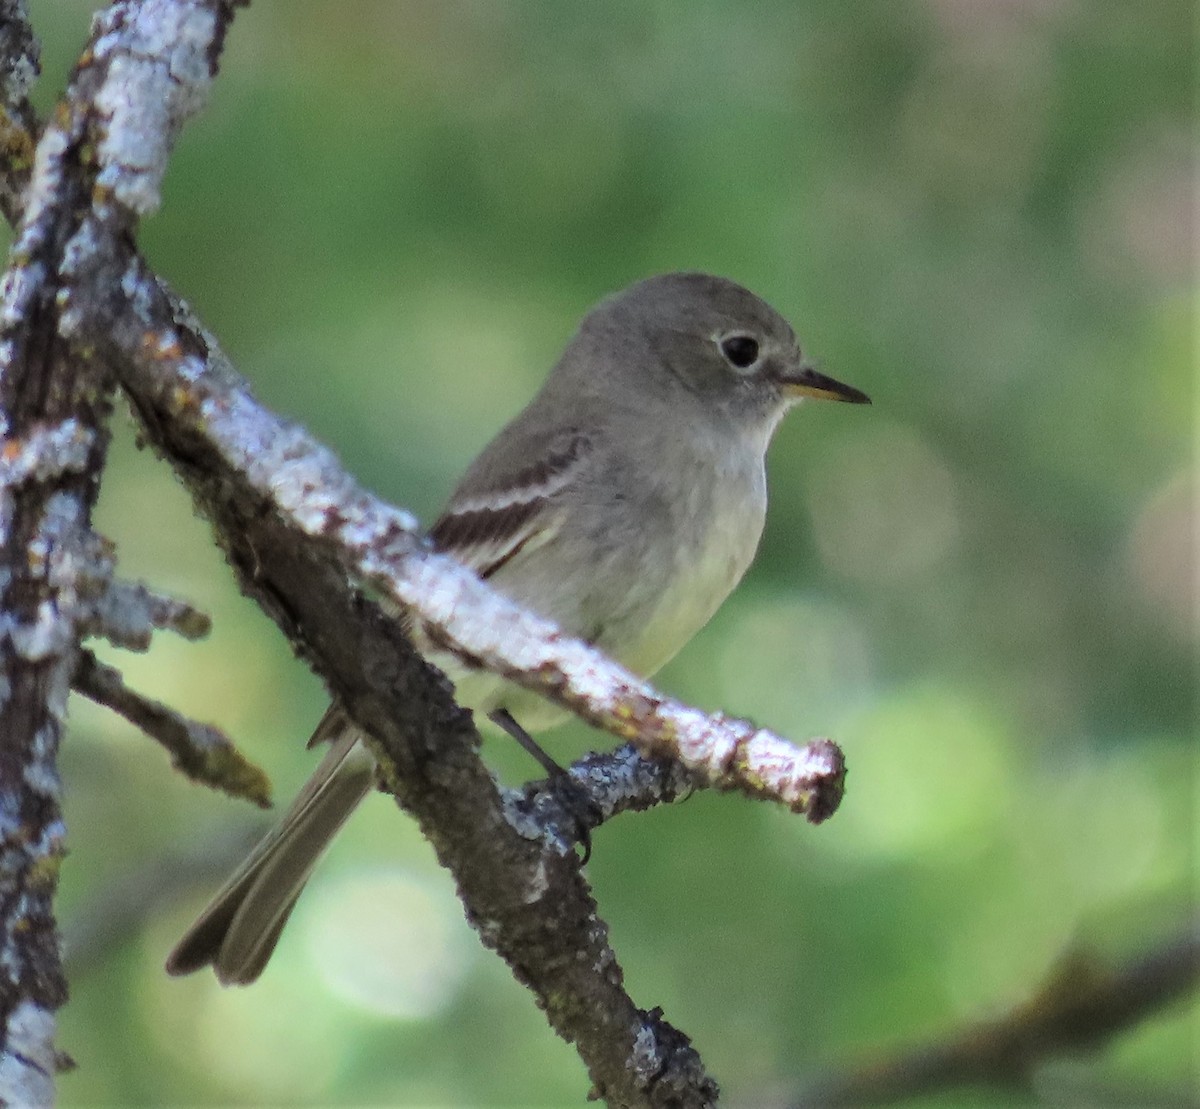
166, 271, 870, 985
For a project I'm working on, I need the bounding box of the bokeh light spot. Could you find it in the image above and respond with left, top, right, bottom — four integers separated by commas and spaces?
141, 928, 342, 1103
825, 684, 1014, 863
303, 866, 475, 1019
715, 588, 873, 736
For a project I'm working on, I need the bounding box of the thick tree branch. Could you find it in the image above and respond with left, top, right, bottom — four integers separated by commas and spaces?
0, 2, 240, 1104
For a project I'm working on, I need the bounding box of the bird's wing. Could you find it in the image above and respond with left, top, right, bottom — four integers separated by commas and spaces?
428, 428, 594, 580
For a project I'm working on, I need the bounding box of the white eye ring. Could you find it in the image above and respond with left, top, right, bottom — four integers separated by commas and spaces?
718, 333, 761, 371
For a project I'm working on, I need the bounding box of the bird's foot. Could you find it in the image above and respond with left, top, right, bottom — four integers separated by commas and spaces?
489, 709, 600, 861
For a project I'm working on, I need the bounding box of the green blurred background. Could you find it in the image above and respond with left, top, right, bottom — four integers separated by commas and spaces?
27, 1, 1195, 1105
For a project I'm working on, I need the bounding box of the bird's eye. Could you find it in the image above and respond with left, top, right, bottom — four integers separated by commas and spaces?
719, 334, 760, 370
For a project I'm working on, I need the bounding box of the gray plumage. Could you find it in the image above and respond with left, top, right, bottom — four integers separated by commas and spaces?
165, 272, 869, 985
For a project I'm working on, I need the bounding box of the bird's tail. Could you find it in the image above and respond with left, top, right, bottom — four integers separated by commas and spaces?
164, 709, 375, 985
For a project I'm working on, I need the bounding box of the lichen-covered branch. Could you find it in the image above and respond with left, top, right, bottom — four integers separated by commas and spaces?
102, 297, 847, 822
501, 746, 693, 854
0, 72, 105, 1109
793, 925, 1200, 1107
0, 2, 240, 1104
72, 650, 270, 807
0, 0, 38, 225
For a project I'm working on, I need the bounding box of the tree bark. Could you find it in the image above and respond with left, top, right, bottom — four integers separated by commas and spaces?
0, 2, 242, 1103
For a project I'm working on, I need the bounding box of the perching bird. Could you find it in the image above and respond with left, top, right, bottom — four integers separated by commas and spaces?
166, 272, 870, 985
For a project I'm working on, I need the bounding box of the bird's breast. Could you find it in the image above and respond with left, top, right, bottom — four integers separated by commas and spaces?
606, 445, 767, 678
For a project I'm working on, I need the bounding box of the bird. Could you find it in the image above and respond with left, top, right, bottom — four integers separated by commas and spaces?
165, 271, 870, 985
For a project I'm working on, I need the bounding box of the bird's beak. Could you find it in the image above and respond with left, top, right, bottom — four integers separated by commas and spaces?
778, 363, 871, 405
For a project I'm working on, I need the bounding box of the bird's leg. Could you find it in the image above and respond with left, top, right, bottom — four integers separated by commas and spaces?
488, 708, 568, 778
488, 708, 597, 860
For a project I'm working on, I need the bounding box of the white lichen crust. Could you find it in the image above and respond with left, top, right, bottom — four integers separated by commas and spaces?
90, 1, 219, 215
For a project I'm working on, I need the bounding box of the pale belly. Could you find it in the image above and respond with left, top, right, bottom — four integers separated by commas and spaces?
607, 501, 762, 679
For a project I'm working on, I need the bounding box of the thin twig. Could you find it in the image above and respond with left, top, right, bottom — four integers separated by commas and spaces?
86, 577, 212, 651
72, 650, 270, 807
503, 745, 693, 852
